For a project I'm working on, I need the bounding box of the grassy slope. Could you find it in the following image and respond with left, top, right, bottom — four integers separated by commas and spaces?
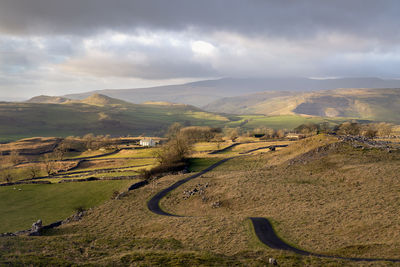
227, 114, 351, 130
205, 88, 400, 124
163, 136, 400, 260
0, 101, 229, 142
2, 137, 400, 265
0, 101, 356, 143
0, 180, 134, 233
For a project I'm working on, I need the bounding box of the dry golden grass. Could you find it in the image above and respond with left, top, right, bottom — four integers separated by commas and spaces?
2, 136, 400, 266
0, 137, 60, 155
162, 137, 400, 261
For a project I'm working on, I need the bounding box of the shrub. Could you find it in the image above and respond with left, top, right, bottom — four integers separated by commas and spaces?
155, 133, 192, 165
166, 122, 183, 139
179, 126, 218, 143
138, 162, 187, 181
0, 168, 12, 183
295, 123, 320, 136
335, 121, 361, 136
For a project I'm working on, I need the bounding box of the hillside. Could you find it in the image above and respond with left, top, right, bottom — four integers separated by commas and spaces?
0, 95, 230, 142
1, 135, 400, 265
79, 93, 129, 106
63, 77, 400, 107
26, 95, 71, 104
204, 88, 400, 123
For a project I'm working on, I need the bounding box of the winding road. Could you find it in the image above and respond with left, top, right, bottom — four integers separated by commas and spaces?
147, 157, 233, 216
146, 147, 400, 263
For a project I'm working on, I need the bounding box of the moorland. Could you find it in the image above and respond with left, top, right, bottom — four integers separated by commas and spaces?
1, 81, 400, 266
1, 119, 400, 266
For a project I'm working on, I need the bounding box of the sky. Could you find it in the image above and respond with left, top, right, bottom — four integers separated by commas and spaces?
0, 0, 400, 100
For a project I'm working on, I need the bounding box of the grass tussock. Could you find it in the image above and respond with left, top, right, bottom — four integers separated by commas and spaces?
2, 136, 400, 266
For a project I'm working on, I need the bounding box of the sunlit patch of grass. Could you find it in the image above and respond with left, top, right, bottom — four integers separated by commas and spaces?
187, 158, 222, 172
0, 180, 132, 233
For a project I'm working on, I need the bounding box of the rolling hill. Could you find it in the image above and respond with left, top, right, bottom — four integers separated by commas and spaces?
204, 88, 400, 123
63, 77, 400, 107
26, 95, 71, 104
0, 94, 231, 142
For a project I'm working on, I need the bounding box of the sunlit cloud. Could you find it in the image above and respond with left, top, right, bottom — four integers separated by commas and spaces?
0, 0, 400, 99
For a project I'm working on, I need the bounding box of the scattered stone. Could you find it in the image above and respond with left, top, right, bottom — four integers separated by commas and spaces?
182, 183, 209, 199
29, 219, 42, 236
268, 257, 277, 265
338, 135, 394, 150
211, 201, 221, 208
0, 232, 16, 237
62, 210, 87, 224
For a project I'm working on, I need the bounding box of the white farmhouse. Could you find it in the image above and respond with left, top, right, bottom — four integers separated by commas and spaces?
139, 138, 157, 147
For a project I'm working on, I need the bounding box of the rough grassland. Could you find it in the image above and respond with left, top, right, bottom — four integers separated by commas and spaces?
1, 136, 400, 266
0, 102, 230, 142
163, 136, 400, 261
0, 172, 350, 266
0, 180, 134, 233
226, 115, 351, 130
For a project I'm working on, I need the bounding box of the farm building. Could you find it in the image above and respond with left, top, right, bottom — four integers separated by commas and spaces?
139, 138, 157, 147
286, 133, 305, 140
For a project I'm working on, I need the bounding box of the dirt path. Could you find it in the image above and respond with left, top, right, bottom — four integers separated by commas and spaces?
146, 152, 400, 263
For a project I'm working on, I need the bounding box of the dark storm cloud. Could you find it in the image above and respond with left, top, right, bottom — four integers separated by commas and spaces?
0, 0, 399, 42
1, 0, 400, 99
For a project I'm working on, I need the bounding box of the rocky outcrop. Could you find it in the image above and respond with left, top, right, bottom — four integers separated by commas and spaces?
338, 135, 393, 149
29, 219, 43, 236
182, 183, 209, 199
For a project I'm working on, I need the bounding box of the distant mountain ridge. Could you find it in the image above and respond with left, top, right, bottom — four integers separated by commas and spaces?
204, 88, 400, 123
63, 77, 400, 107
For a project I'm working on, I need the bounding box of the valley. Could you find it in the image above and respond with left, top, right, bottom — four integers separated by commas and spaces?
1, 128, 400, 265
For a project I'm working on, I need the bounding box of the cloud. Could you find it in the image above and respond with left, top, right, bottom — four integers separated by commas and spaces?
0, 0, 399, 42
56, 31, 217, 79
0, 0, 400, 98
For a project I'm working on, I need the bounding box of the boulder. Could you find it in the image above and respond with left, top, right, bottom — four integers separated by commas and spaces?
268, 257, 278, 265
29, 219, 42, 236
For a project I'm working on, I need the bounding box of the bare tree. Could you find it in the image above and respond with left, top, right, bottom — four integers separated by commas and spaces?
43, 154, 56, 176
166, 122, 183, 139
376, 122, 393, 137
155, 133, 192, 165
360, 124, 377, 139
336, 122, 361, 136
0, 168, 12, 183
29, 166, 41, 179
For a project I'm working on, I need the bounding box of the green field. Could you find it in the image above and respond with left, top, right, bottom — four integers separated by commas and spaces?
0, 93, 375, 143
0, 101, 230, 142
227, 114, 352, 130
0, 180, 134, 233
187, 158, 222, 172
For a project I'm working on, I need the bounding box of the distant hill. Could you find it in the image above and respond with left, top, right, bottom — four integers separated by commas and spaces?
204, 88, 400, 123
80, 93, 129, 106
64, 77, 400, 107
27, 95, 71, 104
0, 94, 231, 142
27, 93, 129, 106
